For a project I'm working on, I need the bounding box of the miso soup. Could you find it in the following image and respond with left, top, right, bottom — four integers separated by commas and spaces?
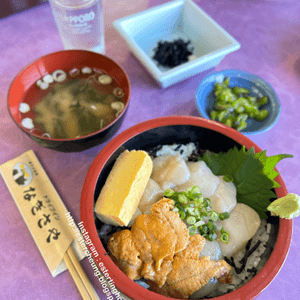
19, 67, 126, 139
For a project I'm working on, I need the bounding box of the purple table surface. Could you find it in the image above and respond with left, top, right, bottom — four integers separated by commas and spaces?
1, 0, 300, 299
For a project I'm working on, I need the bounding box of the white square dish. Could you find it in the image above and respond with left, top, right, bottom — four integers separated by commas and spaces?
113, 0, 241, 88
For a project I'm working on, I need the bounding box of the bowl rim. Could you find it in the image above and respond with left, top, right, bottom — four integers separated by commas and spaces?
80, 115, 292, 300
7, 49, 131, 142
195, 69, 281, 135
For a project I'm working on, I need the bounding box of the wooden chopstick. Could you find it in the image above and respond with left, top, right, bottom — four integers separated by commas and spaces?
64, 249, 91, 300
64, 246, 100, 300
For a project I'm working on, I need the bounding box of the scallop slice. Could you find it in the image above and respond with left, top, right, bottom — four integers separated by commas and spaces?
128, 207, 142, 227
190, 279, 221, 299
192, 238, 223, 299
151, 154, 190, 191
217, 203, 261, 258
143, 206, 152, 215
160, 181, 176, 192
199, 240, 223, 261
209, 176, 237, 214
138, 178, 164, 213
175, 161, 220, 198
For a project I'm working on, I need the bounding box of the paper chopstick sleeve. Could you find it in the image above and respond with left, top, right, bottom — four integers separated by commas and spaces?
0, 150, 86, 277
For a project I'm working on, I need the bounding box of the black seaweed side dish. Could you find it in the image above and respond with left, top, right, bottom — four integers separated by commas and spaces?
152, 39, 194, 68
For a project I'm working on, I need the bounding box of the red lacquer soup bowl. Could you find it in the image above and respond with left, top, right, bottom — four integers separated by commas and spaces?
80, 116, 292, 300
7, 50, 130, 152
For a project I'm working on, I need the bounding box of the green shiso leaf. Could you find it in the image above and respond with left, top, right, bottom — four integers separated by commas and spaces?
200, 146, 293, 219
254, 151, 294, 188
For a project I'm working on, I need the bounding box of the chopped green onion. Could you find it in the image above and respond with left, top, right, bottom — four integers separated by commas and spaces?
208, 232, 217, 242
200, 210, 208, 217
187, 216, 196, 225
190, 185, 201, 195
220, 232, 229, 244
166, 185, 230, 243
203, 198, 211, 207
220, 227, 229, 244
178, 194, 188, 204
199, 225, 208, 234
165, 188, 175, 197
207, 220, 213, 229
179, 211, 186, 220
173, 207, 179, 212
188, 225, 198, 235
210, 211, 219, 222
219, 212, 230, 220
194, 220, 205, 227
186, 207, 195, 215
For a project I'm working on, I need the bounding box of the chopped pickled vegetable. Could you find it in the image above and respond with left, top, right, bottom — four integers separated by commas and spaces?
210, 77, 270, 131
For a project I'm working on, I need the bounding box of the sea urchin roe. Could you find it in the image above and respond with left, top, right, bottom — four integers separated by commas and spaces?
152, 38, 194, 68
164, 185, 230, 242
